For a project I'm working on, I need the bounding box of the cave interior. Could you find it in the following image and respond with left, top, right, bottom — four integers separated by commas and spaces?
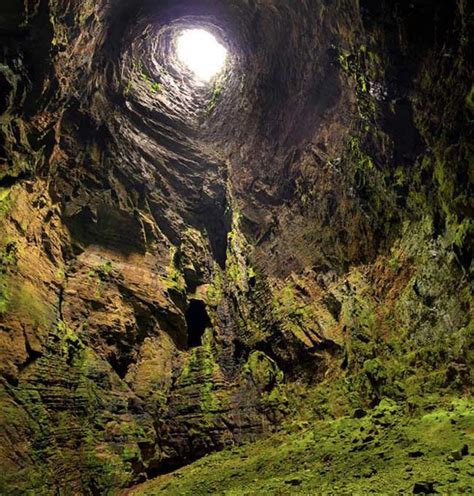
0, 0, 473, 494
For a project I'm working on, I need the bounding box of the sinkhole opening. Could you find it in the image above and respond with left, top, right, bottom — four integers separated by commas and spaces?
176, 28, 227, 82
185, 299, 211, 348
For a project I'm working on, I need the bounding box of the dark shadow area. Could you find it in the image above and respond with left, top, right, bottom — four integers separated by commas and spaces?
65, 204, 146, 256
185, 299, 211, 347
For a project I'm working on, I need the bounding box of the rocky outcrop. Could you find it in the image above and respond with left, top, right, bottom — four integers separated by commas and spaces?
0, 0, 472, 493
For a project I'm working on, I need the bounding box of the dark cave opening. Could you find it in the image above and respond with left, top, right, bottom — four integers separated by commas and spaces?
185, 299, 211, 348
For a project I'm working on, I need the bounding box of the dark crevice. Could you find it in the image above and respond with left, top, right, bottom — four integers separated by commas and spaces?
0, 170, 30, 187
185, 299, 211, 348
108, 353, 130, 379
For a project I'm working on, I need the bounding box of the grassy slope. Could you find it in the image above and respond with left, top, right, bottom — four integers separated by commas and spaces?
129, 397, 473, 495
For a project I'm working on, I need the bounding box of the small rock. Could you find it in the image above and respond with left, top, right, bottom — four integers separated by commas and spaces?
285, 477, 302, 486
408, 450, 424, 458
450, 444, 468, 461
353, 408, 367, 419
413, 481, 436, 494
451, 450, 463, 461
362, 467, 377, 478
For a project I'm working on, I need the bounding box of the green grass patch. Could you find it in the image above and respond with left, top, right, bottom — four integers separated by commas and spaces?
131, 397, 473, 495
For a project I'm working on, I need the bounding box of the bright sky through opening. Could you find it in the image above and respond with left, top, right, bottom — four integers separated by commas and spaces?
176, 29, 227, 82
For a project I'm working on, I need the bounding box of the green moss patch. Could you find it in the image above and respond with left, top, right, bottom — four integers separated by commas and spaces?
131, 398, 473, 495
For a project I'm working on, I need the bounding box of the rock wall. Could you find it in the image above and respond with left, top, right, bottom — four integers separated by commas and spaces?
0, 0, 472, 493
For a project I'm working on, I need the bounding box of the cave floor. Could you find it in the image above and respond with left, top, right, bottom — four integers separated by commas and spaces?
128, 397, 473, 495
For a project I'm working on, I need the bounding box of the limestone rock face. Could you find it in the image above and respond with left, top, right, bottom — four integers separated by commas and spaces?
0, 0, 472, 493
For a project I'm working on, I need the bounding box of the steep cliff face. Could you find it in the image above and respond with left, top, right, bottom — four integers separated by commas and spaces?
0, 0, 472, 494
